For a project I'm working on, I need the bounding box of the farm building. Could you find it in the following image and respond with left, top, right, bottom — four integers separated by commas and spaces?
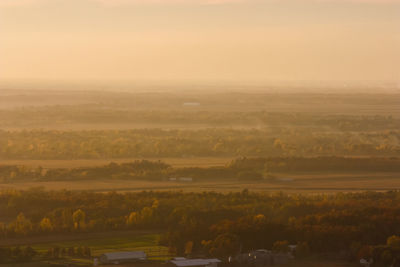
170, 257, 221, 267
99, 251, 147, 265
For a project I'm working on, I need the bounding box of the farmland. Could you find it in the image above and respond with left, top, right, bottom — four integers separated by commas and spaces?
0, 230, 352, 266
2, 0, 400, 262
1, 90, 400, 266
0, 231, 170, 266
1, 172, 400, 193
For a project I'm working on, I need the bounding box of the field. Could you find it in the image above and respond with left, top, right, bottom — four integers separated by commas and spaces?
0, 230, 354, 267
0, 231, 170, 266
1, 172, 399, 193
32, 233, 168, 259
1, 90, 399, 267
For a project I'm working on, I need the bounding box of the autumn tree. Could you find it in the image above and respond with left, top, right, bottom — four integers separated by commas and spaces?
387, 235, 400, 248
207, 233, 240, 258
184, 241, 194, 256
39, 217, 53, 232
11, 213, 32, 236
72, 209, 86, 230
126, 212, 139, 226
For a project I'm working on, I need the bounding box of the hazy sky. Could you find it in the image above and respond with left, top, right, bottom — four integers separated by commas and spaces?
1, 0, 399, 83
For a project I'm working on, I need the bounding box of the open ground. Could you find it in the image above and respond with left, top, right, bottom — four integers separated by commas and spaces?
1, 172, 400, 193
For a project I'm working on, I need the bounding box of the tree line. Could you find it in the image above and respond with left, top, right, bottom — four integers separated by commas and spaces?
2, 105, 399, 131
1, 128, 400, 160
1, 189, 400, 265
1, 157, 400, 183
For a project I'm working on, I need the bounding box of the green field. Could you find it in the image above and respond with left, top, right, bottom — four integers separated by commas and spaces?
0, 231, 171, 266
32, 233, 168, 257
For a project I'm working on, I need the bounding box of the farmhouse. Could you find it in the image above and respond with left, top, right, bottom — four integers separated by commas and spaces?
170, 257, 221, 267
99, 251, 147, 265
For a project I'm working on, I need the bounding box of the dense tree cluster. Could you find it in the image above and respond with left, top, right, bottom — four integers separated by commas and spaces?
1, 157, 400, 183
1, 189, 400, 265
0, 160, 171, 182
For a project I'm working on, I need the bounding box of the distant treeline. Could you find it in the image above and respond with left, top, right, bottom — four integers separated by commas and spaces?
1, 128, 400, 160
1, 189, 400, 265
1, 106, 399, 131
1, 157, 400, 183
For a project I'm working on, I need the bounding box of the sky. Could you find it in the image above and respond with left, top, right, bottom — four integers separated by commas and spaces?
0, 0, 399, 84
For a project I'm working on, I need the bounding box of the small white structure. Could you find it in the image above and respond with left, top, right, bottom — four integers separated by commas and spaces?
99, 251, 146, 264
170, 258, 221, 267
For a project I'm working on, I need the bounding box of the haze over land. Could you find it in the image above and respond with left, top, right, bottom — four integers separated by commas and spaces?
1, 89, 400, 195
1, 0, 400, 266
1, 0, 399, 84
